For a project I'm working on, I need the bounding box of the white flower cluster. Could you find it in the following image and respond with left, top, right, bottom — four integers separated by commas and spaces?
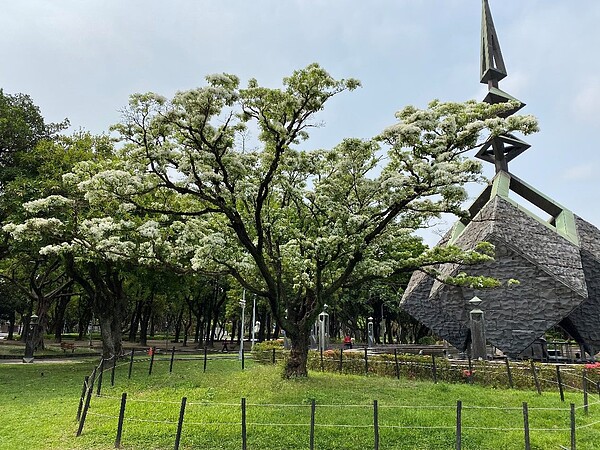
3, 218, 65, 241
23, 195, 74, 213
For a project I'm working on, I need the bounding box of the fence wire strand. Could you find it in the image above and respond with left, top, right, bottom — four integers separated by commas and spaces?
78, 351, 600, 447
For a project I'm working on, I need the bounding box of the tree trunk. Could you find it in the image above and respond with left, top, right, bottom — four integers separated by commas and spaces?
204, 315, 212, 345
77, 298, 92, 340
128, 300, 142, 342
7, 310, 15, 340
194, 316, 203, 346
65, 257, 125, 357
265, 311, 271, 341
284, 329, 310, 378
230, 319, 237, 343
182, 309, 192, 347
53, 295, 71, 342
98, 315, 120, 358
139, 307, 151, 347
258, 309, 266, 342
33, 296, 53, 350
173, 306, 184, 343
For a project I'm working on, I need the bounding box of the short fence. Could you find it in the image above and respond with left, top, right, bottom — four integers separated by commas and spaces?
255, 348, 600, 397
74, 347, 600, 449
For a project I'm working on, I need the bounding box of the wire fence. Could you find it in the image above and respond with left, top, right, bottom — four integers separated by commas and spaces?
80, 389, 600, 450
73, 347, 600, 449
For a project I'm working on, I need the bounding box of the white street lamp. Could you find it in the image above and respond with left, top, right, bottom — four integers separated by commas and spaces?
318, 309, 329, 353
23, 314, 39, 363
468, 296, 486, 360
251, 295, 257, 351
238, 290, 246, 360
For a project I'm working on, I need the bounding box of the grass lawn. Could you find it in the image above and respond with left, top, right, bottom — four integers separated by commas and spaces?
0, 356, 599, 449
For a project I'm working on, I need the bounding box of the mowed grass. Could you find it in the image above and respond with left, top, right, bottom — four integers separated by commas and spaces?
1, 355, 599, 449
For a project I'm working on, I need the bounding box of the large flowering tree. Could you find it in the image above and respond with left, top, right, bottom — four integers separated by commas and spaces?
10, 65, 538, 375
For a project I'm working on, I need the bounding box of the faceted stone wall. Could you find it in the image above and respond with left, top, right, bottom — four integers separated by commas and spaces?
401, 195, 600, 358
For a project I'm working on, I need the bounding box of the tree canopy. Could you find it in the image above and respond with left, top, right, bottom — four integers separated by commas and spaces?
2, 65, 538, 376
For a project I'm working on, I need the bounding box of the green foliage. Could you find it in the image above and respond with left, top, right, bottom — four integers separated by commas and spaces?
417, 336, 437, 345
3, 70, 540, 377
0, 89, 68, 186
253, 339, 284, 351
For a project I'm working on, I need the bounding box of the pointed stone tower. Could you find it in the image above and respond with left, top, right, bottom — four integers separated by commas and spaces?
400, 0, 600, 359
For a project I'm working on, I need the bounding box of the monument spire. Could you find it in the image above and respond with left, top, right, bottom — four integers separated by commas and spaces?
480, 0, 507, 87
475, 0, 529, 173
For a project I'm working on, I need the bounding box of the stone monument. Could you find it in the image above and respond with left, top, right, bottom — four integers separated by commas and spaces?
400, 0, 600, 360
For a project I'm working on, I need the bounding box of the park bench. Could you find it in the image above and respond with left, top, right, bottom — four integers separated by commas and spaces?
60, 341, 76, 353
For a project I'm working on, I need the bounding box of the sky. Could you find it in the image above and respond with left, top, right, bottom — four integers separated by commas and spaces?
2, 0, 599, 245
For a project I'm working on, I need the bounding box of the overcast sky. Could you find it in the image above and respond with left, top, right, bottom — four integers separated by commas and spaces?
2, 1, 599, 244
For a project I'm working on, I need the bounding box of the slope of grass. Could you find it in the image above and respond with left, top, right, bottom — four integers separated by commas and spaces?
0, 356, 598, 449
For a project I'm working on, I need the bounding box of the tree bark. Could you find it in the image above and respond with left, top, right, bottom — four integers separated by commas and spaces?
173, 305, 184, 343
139, 302, 152, 347
7, 310, 15, 340
128, 300, 142, 342
284, 329, 310, 378
53, 294, 71, 342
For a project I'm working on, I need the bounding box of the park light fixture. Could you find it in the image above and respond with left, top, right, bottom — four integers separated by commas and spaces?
367, 316, 374, 347
238, 291, 246, 360
468, 296, 487, 360
318, 308, 329, 353
23, 314, 39, 363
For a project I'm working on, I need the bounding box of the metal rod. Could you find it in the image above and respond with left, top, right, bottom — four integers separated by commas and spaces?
76, 370, 95, 437
96, 360, 104, 396
310, 399, 316, 450
583, 370, 589, 415
530, 360, 541, 395
128, 349, 134, 379
456, 400, 462, 450
169, 347, 175, 373
570, 403, 576, 450
241, 398, 247, 450
76, 376, 89, 422
557, 365, 565, 402
174, 397, 187, 450
114, 393, 127, 448
111, 357, 117, 387
505, 357, 513, 388
523, 402, 530, 450
148, 347, 156, 376
373, 400, 379, 450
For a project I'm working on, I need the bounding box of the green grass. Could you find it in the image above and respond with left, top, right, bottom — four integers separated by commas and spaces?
1, 356, 599, 449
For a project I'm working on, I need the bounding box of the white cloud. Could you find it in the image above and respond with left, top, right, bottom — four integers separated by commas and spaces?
572, 81, 600, 123
563, 163, 597, 182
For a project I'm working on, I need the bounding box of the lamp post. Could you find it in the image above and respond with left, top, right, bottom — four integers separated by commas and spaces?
318, 307, 329, 353
251, 295, 257, 351
23, 314, 39, 363
367, 317, 374, 347
469, 296, 487, 360
238, 291, 246, 360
